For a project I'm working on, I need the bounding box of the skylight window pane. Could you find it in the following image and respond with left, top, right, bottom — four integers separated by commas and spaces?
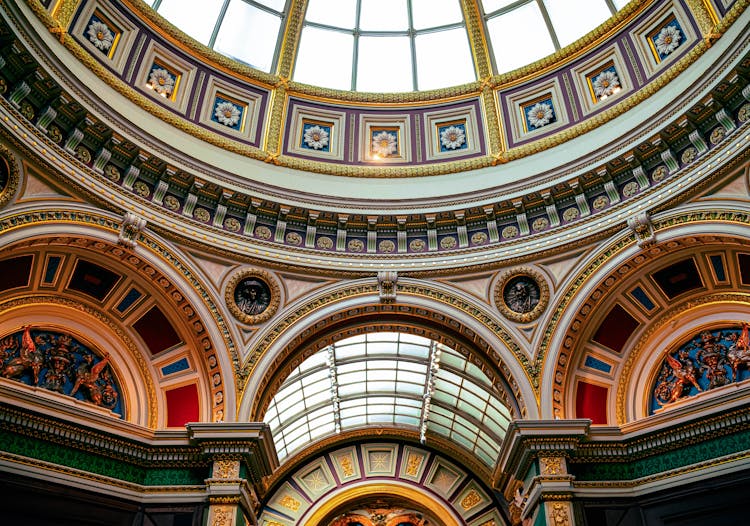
341, 415, 367, 427
335, 340, 367, 360
357, 36, 412, 92
359, 0, 409, 31
339, 371, 367, 385
302, 368, 329, 386
398, 333, 430, 345
397, 370, 425, 385
395, 415, 420, 425
298, 351, 328, 372
367, 342, 397, 354
255, 0, 286, 11
305, 0, 357, 28
611, 0, 629, 9
287, 434, 311, 454
411, 0, 463, 30
338, 383, 362, 397
482, 0, 520, 14
487, 2, 555, 73
294, 27, 353, 89
155, 0, 223, 45
368, 380, 396, 392
543, 0, 611, 47
415, 28, 475, 90
214, 0, 281, 72
428, 422, 451, 436
398, 344, 430, 358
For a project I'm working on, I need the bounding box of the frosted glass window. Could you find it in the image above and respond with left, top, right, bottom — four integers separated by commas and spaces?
411, 0, 463, 30
294, 27, 354, 89
155, 0, 224, 45
415, 28, 476, 90
305, 0, 357, 28
359, 0, 409, 30
543, 0, 611, 47
214, 1, 281, 71
357, 36, 412, 92
482, 0, 519, 14
487, 2, 555, 73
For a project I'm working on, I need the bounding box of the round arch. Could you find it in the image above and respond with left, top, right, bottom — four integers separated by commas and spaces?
539, 208, 750, 422
0, 207, 238, 427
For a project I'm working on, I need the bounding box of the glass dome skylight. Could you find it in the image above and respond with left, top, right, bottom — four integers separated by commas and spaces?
263, 332, 512, 464
150, 0, 626, 91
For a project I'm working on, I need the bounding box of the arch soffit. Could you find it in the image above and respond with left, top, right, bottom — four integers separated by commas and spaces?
260, 441, 503, 526
539, 211, 750, 421
241, 278, 535, 423
0, 212, 239, 425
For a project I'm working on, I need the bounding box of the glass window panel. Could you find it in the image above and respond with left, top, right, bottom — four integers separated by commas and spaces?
304, 390, 332, 408
458, 390, 486, 411
543, 0, 611, 47
367, 341, 398, 354
415, 28, 475, 90
612, 0, 629, 10
397, 344, 430, 358
341, 415, 367, 427
308, 413, 334, 429
462, 379, 490, 400
396, 405, 422, 417
396, 370, 426, 385
428, 412, 452, 427
369, 413, 394, 423
301, 368, 330, 386
476, 448, 494, 466
398, 361, 427, 373
398, 333, 430, 344
155, 0, 224, 45
428, 422, 451, 436
359, 0, 409, 31
305, 0, 357, 28
299, 351, 328, 372
439, 350, 465, 369
256, 0, 286, 11
286, 434, 311, 454
487, 2, 555, 73
340, 406, 366, 418
338, 371, 367, 385
294, 26, 353, 89
482, 0, 523, 14
337, 362, 364, 374
395, 415, 420, 425
356, 36, 412, 92
411, 0, 463, 30
338, 383, 362, 397
452, 432, 474, 449
433, 390, 457, 406
214, 1, 281, 72
437, 368, 463, 385
396, 382, 424, 396
368, 380, 396, 392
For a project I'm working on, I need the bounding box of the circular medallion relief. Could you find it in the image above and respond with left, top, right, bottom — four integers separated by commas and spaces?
225, 269, 280, 324
494, 268, 549, 323
0, 145, 20, 210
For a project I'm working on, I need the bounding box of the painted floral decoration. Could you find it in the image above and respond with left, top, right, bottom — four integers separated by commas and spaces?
148, 68, 175, 96
214, 101, 241, 127
655, 24, 682, 56
303, 125, 329, 150
593, 69, 620, 99
527, 102, 554, 128
440, 125, 466, 150
371, 131, 398, 157
87, 20, 114, 51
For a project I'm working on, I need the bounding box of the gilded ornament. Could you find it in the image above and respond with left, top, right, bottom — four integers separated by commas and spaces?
409, 239, 426, 252
592, 195, 609, 211
550, 502, 570, 526
194, 207, 211, 222
651, 165, 668, 182
622, 182, 638, 198
47, 125, 62, 143
164, 195, 180, 210
471, 231, 488, 245
20, 100, 35, 121
562, 207, 579, 222
316, 236, 333, 249
495, 268, 550, 323
0, 146, 20, 210
224, 217, 241, 232
501, 226, 518, 239
709, 126, 726, 145
539, 456, 564, 475
285, 232, 302, 246
347, 239, 364, 252
214, 459, 239, 479
532, 217, 549, 232
440, 236, 457, 249
225, 269, 280, 325
738, 103, 750, 123
211, 505, 233, 526
338, 455, 355, 477
279, 495, 301, 512
405, 453, 422, 476
103, 164, 121, 182
378, 240, 396, 253
460, 490, 482, 510
133, 181, 150, 197
254, 225, 272, 240
681, 147, 698, 164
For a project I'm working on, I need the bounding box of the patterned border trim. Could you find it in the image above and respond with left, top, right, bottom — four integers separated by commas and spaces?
225, 268, 281, 325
